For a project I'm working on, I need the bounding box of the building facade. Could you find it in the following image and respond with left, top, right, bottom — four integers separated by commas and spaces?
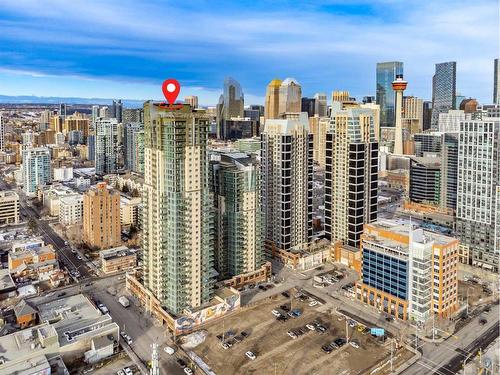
456, 118, 499, 270
0, 191, 19, 225
431, 62, 457, 129
95, 118, 119, 176
440, 133, 459, 212
264, 79, 282, 120
59, 194, 83, 226
357, 221, 458, 322
376, 61, 404, 128
83, 182, 121, 250
261, 112, 313, 251
142, 102, 215, 314
409, 157, 441, 205
22, 147, 51, 196
210, 152, 263, 278
325, 108, 378, 249
494, 58, 499, 105
124, 122, 144, 174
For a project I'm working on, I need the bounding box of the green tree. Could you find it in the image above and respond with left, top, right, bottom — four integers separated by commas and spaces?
27, 219, 38, 234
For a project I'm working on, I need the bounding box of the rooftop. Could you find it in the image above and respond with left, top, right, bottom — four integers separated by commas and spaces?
100, 245, 135, 261
0, 268, 15, 291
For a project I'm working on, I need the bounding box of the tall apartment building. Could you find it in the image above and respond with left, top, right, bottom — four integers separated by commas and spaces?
357, 220, 458, 322
440, 133, 459, 211
64, 116, 89, 138
409, 157, 441, 205
456, 117, 499, 270
83, 182, 121, 250
309, 116, 329, 167
264, 79, 282, 120
22, 147, 51, 196
39, 110, 51, 132
325, 108, 378, 249
142, 102, 215, 314
278, 78, 302, 115
0, 191, 19, 225
402, 96, 423, 135
0, 114, 4, 152
301, 97, 316, 117
124, 123, 144, 174
95, 118, 119, 176
91, 105, 99, 126
414, 133, 442, 157
184, 96, 199, 108
210, 152, 263, 278
261, 112, 313, 251
438, 110, 465, 133
123, 108, 143, 123
59, 194, 83, 226
494, 58, 500, 105
110, 100, 123, 123
376, 61, 404, 128
431, 62, 457, 129
360, 103, 381, 142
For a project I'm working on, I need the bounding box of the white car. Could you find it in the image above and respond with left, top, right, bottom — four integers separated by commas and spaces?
308, 300, 318, 307
221, 342, 229, 350
271, 309, 281, 317
350, 341, 360, 349
337, 315, 345, 321
287, 331, 297, 339
124, 368, 133, 375
164, 346, 175, 355
117, 371, 125, 375
77, 255, 82, 260
245, 351, 256, 360
306, 324, 316, 331
183, 368, 193, 375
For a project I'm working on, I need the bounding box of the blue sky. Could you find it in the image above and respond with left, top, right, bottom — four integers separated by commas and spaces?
0, 0, 497, 105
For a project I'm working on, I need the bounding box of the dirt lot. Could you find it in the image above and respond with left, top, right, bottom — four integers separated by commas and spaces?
191, 289, 411, 375
458, 280, 492, 306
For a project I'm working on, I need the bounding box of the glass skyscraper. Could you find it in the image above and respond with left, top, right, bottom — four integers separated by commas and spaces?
376, 61, 403, 128
431, 61, 456, 129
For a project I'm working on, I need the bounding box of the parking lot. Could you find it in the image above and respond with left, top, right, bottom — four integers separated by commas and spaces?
191, 288, 410, 375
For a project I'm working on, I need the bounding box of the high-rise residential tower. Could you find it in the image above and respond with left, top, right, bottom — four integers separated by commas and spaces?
264, 79, 282, 120
325, 108, 378, 249
376, 61, 404, 128
440, 133, 459, 211
402, 96, 423, 135
124, 123, 144, 174
95, 118, 119, 176
431, 62, 457, 129
456, 117, 499, 271
142, 102, 215, 314
0, 114, 4, 152
111, 100, 123, 123
22, 147, 51, 196
278, 78, 302, 114
210, 152, 264, 279
83, 182, 121, 250
261, 112, 313, 251
494, 58, 500, 105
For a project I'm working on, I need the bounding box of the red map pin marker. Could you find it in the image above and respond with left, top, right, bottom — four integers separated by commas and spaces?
162, 79, 181, 104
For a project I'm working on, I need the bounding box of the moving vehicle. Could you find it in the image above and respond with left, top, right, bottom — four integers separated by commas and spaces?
245, 351, 256, 360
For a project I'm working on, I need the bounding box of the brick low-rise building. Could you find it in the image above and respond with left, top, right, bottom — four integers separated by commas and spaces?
100, 246, 137, 274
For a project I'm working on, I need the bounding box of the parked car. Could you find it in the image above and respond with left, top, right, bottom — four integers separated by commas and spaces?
123, 368, 133, 375
479, 318, 487, 325
164, 346, 175, 355
245, 351, 256, 360
334, 338, 347, 347
272, 309, 281, 317
309, 300, 318, 307
348, 320, 357, 328
280, 304, 290, 312
183, 368, 193, 375
290, 309, 302, 317
337, 315, 345, 321
350, 341, 360, 349
306, 324, 316, 331
281, 292, 290, 298
240, 331, 249, 338
177, 359, 187, 368
221, 342, 230, 350
276, 314, 288, 322
287, 331, 297, 339
321, 344, 333, 353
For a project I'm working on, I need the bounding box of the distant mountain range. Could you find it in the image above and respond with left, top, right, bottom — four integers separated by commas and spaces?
0, 95, 147, 108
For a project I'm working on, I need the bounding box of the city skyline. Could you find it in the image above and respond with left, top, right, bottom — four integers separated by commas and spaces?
0, 0, 497, 104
